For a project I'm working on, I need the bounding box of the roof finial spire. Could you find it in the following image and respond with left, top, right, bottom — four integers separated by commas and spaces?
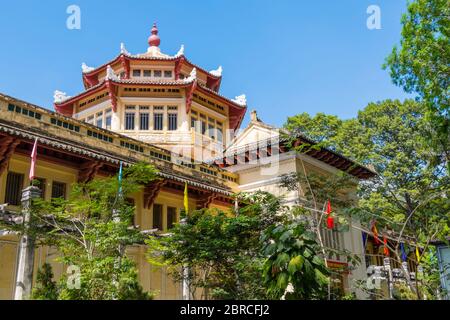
148, 22, 161, 47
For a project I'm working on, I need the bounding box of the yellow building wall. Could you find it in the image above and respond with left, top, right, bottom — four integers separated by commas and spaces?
0, 239, 18, 300
0, 154, 230, 300
0, 154, 78, 208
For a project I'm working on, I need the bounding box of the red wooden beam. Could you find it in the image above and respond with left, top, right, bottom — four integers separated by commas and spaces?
0, 137, 20, 176
144, 180, 167, 209
78, 160, 103, 183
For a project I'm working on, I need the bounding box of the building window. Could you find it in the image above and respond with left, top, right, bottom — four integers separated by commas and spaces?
132, 70, 141, 77
96, 112, 103, 128
167, 207, 177, 230
140, 113, 149, 130
143, 70, 151, 77
153, 204, 163, 230
208, 123, 215, 139
4, 172, 24, 206
201, 120, 206, 135
168, 113, 177, 131
154, 70, 162, 78
86, 116, 94, 125
217, 123, 223, 143
51, 181, 66, 199
164, 70, 173, 78
191, 116, 197, 130
154, 113, 163, 131
125, 113, 135, 130
320, 226, 342, 261
105, 109, 112, 130
199, 114, 207, 135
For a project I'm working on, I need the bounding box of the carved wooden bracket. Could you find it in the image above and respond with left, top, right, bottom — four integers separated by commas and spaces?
0, 137, 20, 176
174, 56, 185, 80
206, 76, 221, 92
143, 180, 166, 209
185, 80, 197, 114
84, 73, 99, 87
196, 192, 218, 210
78, 160, 103, 183
105, 80, 118, 112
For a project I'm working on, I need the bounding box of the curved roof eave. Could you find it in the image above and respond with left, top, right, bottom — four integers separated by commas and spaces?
82, 53, 223, 81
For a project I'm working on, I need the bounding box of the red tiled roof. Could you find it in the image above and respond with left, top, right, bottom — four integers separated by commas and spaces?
82, 53, 222, 80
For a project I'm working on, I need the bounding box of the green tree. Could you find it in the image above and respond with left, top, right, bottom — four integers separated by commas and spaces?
384, 0, 449, 169
284, 100, 449, 299
31, 162, 158, 300
384, 0, 449, 115
147, 201, 272, 300
284, 112, 343, 148
147, 192, 332, 300
261, 220, 329, 300
32, 263, 58, 300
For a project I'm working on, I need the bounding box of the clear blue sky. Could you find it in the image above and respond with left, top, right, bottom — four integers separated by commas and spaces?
0, 0, 412, 127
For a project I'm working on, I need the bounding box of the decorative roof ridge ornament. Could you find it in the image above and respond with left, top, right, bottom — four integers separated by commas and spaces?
120, 42, 130, 55
53, 90, 71, 104
232, 94, 247, 106
148, 22, 161, 48
174, 44, 185, 57
184, 68, 197, 83
106, 65, 120, 81
81, 63, 95, 73
209, 66, 223, 77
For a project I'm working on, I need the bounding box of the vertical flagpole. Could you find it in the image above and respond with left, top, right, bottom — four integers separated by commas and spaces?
15, 138, 41, 300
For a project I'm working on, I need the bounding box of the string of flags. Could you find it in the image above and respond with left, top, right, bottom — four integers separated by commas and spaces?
320, 202, 423, 264
400, 242, 408, 262
371, 220, 381, 245
383, 235, 389, 257
361, 220, 422, 263
325, 200, 334, 229
416, 246, 421, 263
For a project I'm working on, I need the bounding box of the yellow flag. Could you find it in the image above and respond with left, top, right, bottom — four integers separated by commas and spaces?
184, 182, 189, 214
416, 247, 421, 263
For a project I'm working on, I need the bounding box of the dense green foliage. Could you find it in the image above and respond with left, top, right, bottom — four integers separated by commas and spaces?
31, 162, 158, 300
384, 0, 449, 116
261, 221, 329, 299
147, 192, 329, 300
384, 0, 449, 172
284, 99, 449, 298
32, 263, 58, 300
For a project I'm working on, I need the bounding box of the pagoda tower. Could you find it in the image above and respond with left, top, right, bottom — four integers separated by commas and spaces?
53, 23, 247, 161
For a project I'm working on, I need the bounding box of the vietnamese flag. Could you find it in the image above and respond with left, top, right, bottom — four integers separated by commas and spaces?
326, 200, 334, 229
